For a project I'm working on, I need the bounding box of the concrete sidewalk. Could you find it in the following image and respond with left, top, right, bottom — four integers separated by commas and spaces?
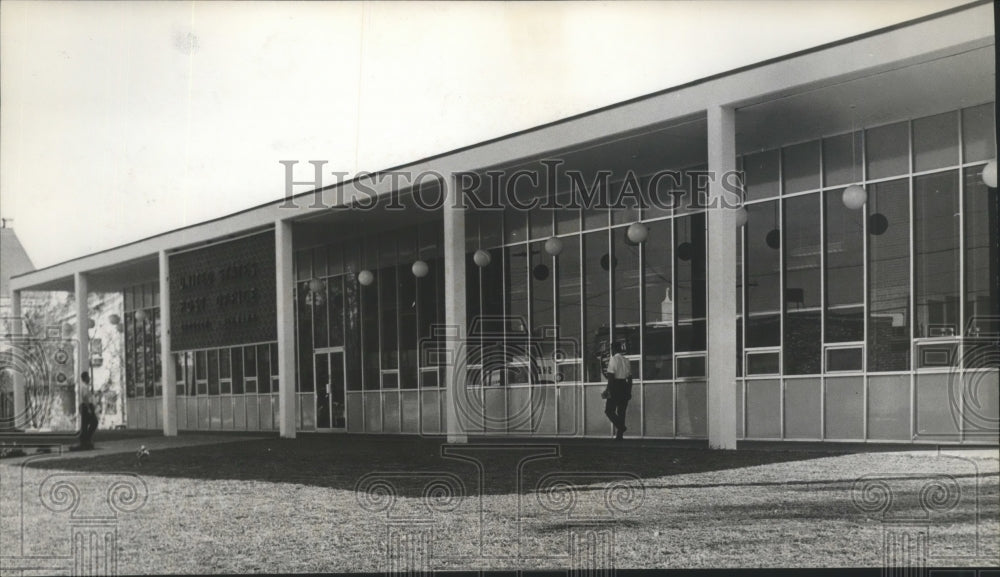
0, 432, 272, 465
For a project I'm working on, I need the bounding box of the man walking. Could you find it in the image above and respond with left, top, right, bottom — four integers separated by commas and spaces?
603, 342, 632, 440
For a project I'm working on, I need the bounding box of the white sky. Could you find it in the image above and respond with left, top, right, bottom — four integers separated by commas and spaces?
0, 0, 971, 269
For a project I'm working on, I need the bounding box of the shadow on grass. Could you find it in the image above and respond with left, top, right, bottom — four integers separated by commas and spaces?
21, 433, 855, 497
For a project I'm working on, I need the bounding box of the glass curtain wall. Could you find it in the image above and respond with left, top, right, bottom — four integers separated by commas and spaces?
739, 101, 997, 441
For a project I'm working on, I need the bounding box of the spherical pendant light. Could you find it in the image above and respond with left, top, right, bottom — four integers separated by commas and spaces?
982, 159, 997, 188
473, 249, 492, 267
543, 236, 563, 256
734, 206, 748, 228
626, 222, 649, 244
411, 260, 429, 278
842, 184, 867, 210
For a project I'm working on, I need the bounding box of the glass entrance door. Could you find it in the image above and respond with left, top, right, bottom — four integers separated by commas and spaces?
315, 348, 346, 430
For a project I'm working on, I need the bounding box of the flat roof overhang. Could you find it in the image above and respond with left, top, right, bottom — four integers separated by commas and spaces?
10, 1, 995, 295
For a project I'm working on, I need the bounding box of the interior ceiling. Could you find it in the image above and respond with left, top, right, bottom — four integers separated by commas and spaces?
736, 45, 995, 152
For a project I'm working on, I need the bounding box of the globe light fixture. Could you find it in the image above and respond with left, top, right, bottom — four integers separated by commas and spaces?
982, 159, 997, 188
626, 222, 649, 244
842, 184, 867, 210
543, 236, 563, 256
134, 309, 147, 322
357, 269, 375, 286
734, 206, 748, 228
308, 278, 325, 294
412, 260, 429, 278
473, 249, 492, 267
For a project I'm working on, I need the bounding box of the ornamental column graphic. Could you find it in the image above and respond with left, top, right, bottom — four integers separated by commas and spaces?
160, 250, 177, 436
706, 104, 738, 450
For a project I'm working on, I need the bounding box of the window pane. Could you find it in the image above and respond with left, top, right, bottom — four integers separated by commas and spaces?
784, 193, 821, 309
196, 350, 207, 395
912, 111, 958, 172
824, 188, 865, 309
328, 277, 344, 347
675, 213, 706, 351
232, 348, 244, 395
528, 189, 553, 240
868, 179, 910, 371
361, 264, 379, 390
380, 267, 398, 371
866, 121, 909, 180
744, 150, 779, 201
826, 306, 864, 343
398, 267, 418, 390
676, 356, 705, 378
785, 310, 821, 374
826, 347, 863, 372
243, 346, 257, 393
219, 348, 231, 379
613, 228, 641, 352
556, 236, 581, 381
964, 166, 1000, 333
207, 350, 220, 395
823, 131, 863, 187
914, 171, 960, 337
554, 190, 581, 234
257, 344, 271, 393
782, 140, 820, 194
504, 203, 528, 244
746, 352, 780, 375
530, 240, 555, 336
746, 201, 781, 347
962, 102, 996, 163
583, 230, 610, 381
643, 220, 673, 380
344, 272, 362, 391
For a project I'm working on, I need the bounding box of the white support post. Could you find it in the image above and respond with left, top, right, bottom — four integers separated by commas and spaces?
11, 290, 26, 428
159, 250, 178, 436
74, 272, 89, 414
706, 105, 739, 450
443, 173, 468, 443
276, 219, 297, 438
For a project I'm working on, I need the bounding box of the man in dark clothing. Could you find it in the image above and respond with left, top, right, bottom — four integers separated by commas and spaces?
77, 372, 99, 450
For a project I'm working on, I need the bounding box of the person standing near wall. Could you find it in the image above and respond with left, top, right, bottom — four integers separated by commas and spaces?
603, 341, 632, 440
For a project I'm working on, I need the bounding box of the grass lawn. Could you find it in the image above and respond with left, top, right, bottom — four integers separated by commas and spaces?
1, 435, 996, 573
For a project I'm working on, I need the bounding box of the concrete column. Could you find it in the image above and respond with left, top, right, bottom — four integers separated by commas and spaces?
11, 290, 26, 428
159, 250, 178, 436
706, 105, 738, 450
275, 220, 297, 438
74, 272, 89, 412
443, 173, 468, 443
